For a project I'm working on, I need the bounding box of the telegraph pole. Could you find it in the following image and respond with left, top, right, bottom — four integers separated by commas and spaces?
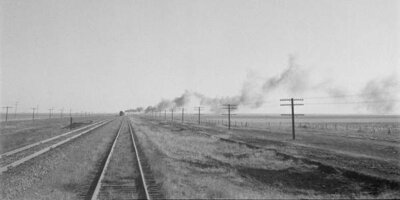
14, 102, 18, 119
31, 108, 36, 121
36, 105, 39, 119
198, 107, 200, 124
222, 104, 237, 130
280, 98, 304, 140
181, 108, 184, 123
2, 106, 12, 122
49, 108, 54, 119
228, 105, 231, 129
171, 108, 174, 121
194, 107, 203, 124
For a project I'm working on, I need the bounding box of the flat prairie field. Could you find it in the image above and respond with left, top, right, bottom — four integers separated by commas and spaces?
0, 116, 111, 153
182, 114, 400, 142
1, 114, 398, 199
130, 114, 399, 199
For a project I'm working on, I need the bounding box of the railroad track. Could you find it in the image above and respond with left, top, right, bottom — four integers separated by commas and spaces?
0, 119, 114, 174
88, 118, 164, 200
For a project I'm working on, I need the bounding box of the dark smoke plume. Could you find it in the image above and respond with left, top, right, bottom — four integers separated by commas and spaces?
156, 99, 174, 111
126, 107, 143, 113
142, 55, 398, 114
262, 55, 309, 94
145, 55, 311, 113
144, 106, 156, 113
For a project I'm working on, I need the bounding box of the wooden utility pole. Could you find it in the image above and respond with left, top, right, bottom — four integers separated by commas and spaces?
193, 107, 203, 124
222, 104, 237, 130
70, 116, 73, 130
31, 108, 36, 121
2, 106, 12, 122
198, 107, 200, 124
49, 108, 54, 119
181, 108, 184, 123
14, 102, 18, 119
280, 98, 304, 140
171, 108, 174, 121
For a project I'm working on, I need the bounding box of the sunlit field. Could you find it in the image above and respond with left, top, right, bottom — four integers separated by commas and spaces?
144, 113, 400, 141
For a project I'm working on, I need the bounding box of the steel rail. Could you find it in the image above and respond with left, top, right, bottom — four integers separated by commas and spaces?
90, 120, 124, 200
0, 119, 114, 174
0, 119, 107, 159
128, 120, 151, 200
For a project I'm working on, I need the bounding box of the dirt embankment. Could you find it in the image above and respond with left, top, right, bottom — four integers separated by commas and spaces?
129, 117, 400, 199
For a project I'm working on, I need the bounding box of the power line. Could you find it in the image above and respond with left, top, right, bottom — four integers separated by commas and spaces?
306, 99, 400, 105
303, 91, 395, 100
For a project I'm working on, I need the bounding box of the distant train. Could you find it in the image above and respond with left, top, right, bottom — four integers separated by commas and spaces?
119, 111, 125, 116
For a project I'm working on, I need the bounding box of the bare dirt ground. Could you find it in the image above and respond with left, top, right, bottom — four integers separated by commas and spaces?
0, 118, 121, 200
180, 121, 400, 183
130, 116, 400, 199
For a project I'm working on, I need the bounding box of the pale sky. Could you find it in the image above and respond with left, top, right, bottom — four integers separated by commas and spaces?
1, 0, 399, 114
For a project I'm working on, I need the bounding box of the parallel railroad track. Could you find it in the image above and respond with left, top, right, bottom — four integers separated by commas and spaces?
88, 118, 164, 200
0, 119, 114, 174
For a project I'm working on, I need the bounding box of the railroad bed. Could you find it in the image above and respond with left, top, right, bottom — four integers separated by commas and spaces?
88, 118, 164, 200
0, 119, 112, 174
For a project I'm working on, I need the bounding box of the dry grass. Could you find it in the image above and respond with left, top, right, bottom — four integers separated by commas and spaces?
130, 117, 393, 199
0, 116, 109, 153
168, 117, 400, 183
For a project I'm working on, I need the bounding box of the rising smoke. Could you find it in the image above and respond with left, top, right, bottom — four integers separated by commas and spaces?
135, 56, 398, 114
262, 55, 309, 95
360, 75, 399, 113
140, 55, 308, 113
